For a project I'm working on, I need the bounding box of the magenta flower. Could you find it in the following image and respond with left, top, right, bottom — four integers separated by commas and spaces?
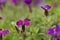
0, 28, 9, 40
0, 0, 7, 3
35, 0, 42, 6
3, 30, 9, 34
24, 0, 32, 5
12, 0, 19, 5
47, 24, 60, 36
16, 18, 30, 26
47, 28, 54, 36
16, 18, 30, 32
52, 1, 58, 7
47, 24, 60, 40
41, 5, 51, 16
41, 5, 51, 10
0, 28, 9, 35
54, 37, 60, 40
23, 0, 32, 13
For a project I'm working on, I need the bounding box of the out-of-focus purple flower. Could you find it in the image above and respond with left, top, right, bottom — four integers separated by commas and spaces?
24, 18, 30, 21
16, 18, 30, 32
12, 0, 19, 4
0, 28, 9, 35
41, 5, 51, 16
0, 0, 7, 3
35, 0, 42, 5
47, 24, 60, 36
47, 28, 54, 36
55, 27, 60, 34
0, 17, 3, 20
41, 5, 51, 10
3, 30, 9, 34
54, 37, 60, 40
23, 0, 32, 13
16, 18, 30, 26
24, 18, 30, 26
16, 20, 23, 26
52, 1, 57, 7
24, 0, 32, 5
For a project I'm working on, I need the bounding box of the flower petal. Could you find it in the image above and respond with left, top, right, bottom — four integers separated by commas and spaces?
47, 28, 54, 36
55, 27, 60, 34
3, 30, 9, 34
41, 5, 51, 10
24, 0, 32, 5
16, 20, 23, 26
0, 0, 7, 3
54, 37, 60, 40
24, 18, 30, 26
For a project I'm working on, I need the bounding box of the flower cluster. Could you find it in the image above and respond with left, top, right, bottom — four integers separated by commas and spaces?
16, 18, 30, 32
47, 24, 60, 40
0, 28, 9, 36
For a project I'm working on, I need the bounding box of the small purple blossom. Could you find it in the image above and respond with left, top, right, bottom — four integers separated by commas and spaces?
0, 28, 9, 35
47, 24, 60, 36
16, 18, 30, 26
41, 5, 51, 10
23, 0, 32, 13
3, 30, 9, 34
16, 18, 30, 32
24, 18, 30, 26
55, 27, 60, 34
0, 0, 7, 3
12, 0, 19, 5
47, 28, 54, 36
52, 1, 57, 7
41, 5, 51, 16
24, 0, 32, 5
35, 0, 42, 6
16, 20, 23, 26
0, 28, 9, 40
54, 37, 60, 40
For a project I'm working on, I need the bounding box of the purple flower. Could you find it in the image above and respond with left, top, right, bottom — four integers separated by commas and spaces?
47, 24, 60, 36
16, 20, 23, 26
0, 28, 9, 35
24, 0, 32, 5
54, 37, 60, 40
12, 0, 18, 4
35, 0, 42, 5
55, 27, 60, 34
16, 18, 30, 26
0, 28, 9, 40
0, 0, 7, 3
41, 5, 51, 10
24, 18, 30, 26
23, 0, 32, 13
3, 30, 9, 34
41, 5, 51, 16
16, 18, 30, 32
47, 28, 54, 36
52, 1, 57, 7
